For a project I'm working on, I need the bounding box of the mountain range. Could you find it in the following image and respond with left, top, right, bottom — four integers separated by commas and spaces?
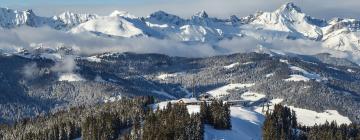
1, 2, 360, 56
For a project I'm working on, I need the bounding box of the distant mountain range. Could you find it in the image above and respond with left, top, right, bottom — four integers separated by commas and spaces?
1, 2, 360, 55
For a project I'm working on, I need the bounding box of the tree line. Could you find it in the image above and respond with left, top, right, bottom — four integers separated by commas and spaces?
129, 100, 232, 140
200, 100, 231, 130
0, 96, 154, 140
0, 97, 232, 140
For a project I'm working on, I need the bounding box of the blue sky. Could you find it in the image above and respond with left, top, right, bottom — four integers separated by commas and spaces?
2, 0, 166, 6
3, 0, 360, 19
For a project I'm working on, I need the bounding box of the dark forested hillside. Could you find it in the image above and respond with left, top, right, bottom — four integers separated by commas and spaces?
0, 97, 153, 140
1, 51, 360, 125
0, 97, 232, 140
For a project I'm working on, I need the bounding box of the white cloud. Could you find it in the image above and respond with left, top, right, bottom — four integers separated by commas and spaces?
1, 26, 360, 63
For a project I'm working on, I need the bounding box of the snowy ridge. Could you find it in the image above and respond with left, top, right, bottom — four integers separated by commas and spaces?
51, 11, 98, 30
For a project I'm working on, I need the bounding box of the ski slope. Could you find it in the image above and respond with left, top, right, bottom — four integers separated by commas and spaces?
204, 106, 264, 140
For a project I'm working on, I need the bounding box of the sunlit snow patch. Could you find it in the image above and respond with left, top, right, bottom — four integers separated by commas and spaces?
285, 74, 310, 82
347, 69, 355, 73
156, 72, 184, 80
223, 62, 240, 69
104, 95, 122, 103
265, 73, 274, 77
207, 83, 255, 98
58, 73, 85, 82
223, 62, 254, 69
279, 59, 289, 64
86, 56, 102, 62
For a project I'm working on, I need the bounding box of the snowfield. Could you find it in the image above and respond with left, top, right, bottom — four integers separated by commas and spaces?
287, 106, 352, 126
255, 99, 352, 126
207, 83, 255, 98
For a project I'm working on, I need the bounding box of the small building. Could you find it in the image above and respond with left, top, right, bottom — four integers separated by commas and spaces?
198, 93, 215, 101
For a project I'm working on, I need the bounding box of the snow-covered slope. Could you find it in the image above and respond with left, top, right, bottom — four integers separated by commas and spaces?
70, 16, 145, 37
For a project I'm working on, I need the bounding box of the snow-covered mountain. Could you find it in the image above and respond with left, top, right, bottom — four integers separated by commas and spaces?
0, 8, 41, 28
50, 11, 98, 30
248, 2, 324, 40
1, 3, 360, 57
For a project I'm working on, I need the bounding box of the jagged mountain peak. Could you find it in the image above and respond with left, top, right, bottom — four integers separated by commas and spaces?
193, 10, 209, 18
54, 11, 97, 20
249, 2, 324, 40
148, 10, 185, 25
0, 7, 40, 28
149, 10, 180, 19
230, 15, 240, 23
277, 2, 303, 13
